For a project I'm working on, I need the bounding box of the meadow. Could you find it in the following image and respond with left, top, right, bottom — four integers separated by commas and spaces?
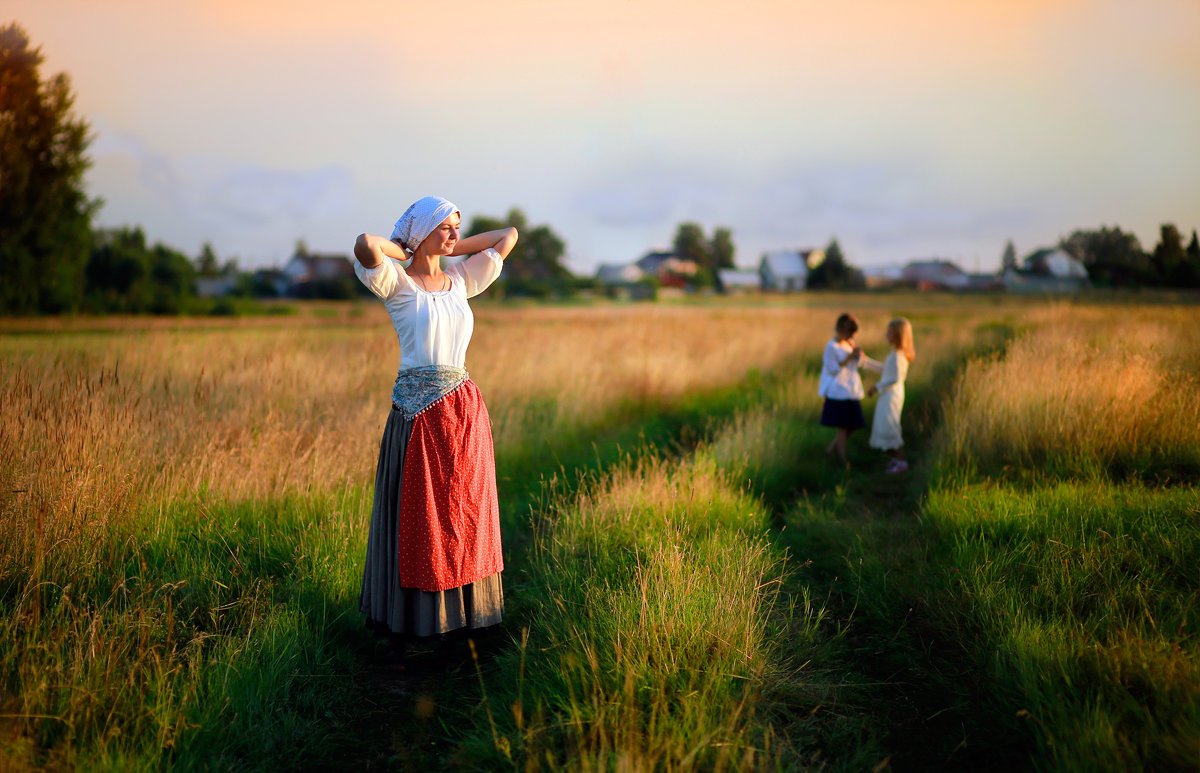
0, 295, 1196, 771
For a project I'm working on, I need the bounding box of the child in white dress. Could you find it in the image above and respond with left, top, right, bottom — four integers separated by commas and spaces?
865, 318, 915, 474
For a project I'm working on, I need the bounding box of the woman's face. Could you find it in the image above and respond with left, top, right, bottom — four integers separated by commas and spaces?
419, 212, 461, 257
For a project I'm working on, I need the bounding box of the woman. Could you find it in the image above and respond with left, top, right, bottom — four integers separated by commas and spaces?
352, 195, 517, 667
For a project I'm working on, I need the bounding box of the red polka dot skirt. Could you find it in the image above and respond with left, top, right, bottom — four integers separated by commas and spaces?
397, 379, 504, 592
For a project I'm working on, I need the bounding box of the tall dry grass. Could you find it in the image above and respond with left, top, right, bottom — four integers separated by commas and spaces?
0, 301, 873, 767
462, 304, 1027, 769
0, 296, 1054, 767
0, 304, 852, 585
936, 305, 1200, 479
924, 303, 1200, 770
465, 451, 823, 770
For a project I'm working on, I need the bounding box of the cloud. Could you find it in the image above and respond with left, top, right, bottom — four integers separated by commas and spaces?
91, 128, 353, 231
567, 153, 1041, 265
571, 159, 728, 228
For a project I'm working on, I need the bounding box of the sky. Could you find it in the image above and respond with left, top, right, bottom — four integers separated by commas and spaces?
10, 0, 1200, 273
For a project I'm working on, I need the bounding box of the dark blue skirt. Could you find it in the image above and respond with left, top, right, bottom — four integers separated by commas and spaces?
821, 398, 866, 430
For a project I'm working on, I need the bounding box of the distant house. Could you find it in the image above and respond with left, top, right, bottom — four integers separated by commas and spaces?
759, 250, 811, 291
1004, 248, 1089, 293
282, 252, 357, 297
716, 269, 761, 294
901, 259, 970, 291
633, 250, 699, 288
284, 253, 355, 284
635, 250, 674, 275
1026, 248, 1088, 280
595, 263, 645, 285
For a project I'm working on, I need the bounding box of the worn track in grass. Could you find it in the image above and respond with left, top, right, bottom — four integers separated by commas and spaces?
768, 356, 1035, 769
321, 364, 807, 771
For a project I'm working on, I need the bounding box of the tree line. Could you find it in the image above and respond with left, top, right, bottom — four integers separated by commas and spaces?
4, 21, 1198, 314
1058, 225, 1200, 288
0, 23, 577, 313
0, 24, 210, 314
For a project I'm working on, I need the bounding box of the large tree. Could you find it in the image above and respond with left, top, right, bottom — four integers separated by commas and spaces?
711, 227, 735, 269
1059, 226, 1150, 287
1151, 223, 1194, 286
807, 238, 865, 290
464, 207, 570, 291
672, 222, 711, 268
86, 227, 196, 314
0, 24, 98, 313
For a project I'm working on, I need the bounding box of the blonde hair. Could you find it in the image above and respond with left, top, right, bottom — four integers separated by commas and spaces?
888, 317, 916, 362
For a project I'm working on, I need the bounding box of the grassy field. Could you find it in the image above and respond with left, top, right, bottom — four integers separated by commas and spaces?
1, 295, 1196, 770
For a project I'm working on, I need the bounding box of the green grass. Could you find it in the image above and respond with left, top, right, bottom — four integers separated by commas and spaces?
5, 301, 1197, 770
1, 489, 369, 770
926, 481, 1200, 771
459, 455, 833, 770
1, 352, 804, 770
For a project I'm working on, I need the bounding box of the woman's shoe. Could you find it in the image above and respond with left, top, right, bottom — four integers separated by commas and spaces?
886, 460, 909, 474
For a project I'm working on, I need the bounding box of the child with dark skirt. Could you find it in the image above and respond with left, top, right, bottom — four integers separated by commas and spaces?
818, 313, 878, 463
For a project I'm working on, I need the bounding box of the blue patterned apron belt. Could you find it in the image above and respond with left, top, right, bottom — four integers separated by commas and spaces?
392, 365, 469, 420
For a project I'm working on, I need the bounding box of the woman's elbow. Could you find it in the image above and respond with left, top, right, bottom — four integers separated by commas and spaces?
495, 227, 518, 259
353, 233, 373, 264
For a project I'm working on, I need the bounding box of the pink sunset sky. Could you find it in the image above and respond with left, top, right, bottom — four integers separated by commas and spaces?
10, 0, 1200, 273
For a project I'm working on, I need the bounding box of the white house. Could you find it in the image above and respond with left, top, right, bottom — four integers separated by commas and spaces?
1004, 248, 1090, 293
1028, 248, 1088, 279
759, 250, 810, 291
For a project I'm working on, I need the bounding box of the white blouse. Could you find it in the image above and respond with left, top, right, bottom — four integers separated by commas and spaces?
353, 248, 504, 371
819, 338, 879, 401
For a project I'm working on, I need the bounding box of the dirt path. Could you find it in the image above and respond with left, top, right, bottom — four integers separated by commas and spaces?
319, 365, 809, 771
772, 388, 1034, 769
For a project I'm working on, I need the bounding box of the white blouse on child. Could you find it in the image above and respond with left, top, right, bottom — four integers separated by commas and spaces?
819, 338, 872, 400
353, 248, 503, 371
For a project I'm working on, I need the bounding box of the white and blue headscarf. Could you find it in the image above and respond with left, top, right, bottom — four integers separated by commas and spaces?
390, 196, 459, 256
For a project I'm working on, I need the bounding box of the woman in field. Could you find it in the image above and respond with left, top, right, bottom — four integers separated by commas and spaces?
865, 317, 915, 473
818, 312, 875, 463
352, 196, 517, 668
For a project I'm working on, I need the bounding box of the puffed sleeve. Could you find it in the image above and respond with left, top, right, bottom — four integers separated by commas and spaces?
822, 341, 843, 378
354, 257, 400, 299
447, 247, 504, 298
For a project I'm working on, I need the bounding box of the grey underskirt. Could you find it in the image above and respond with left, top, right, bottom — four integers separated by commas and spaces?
359, 407, 504, 638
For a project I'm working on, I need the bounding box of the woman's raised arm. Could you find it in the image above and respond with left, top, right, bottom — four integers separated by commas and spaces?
354, 233, 408, 268
450, 227, 519, 260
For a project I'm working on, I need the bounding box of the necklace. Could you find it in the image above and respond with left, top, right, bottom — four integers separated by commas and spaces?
414, 271, 448, 293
